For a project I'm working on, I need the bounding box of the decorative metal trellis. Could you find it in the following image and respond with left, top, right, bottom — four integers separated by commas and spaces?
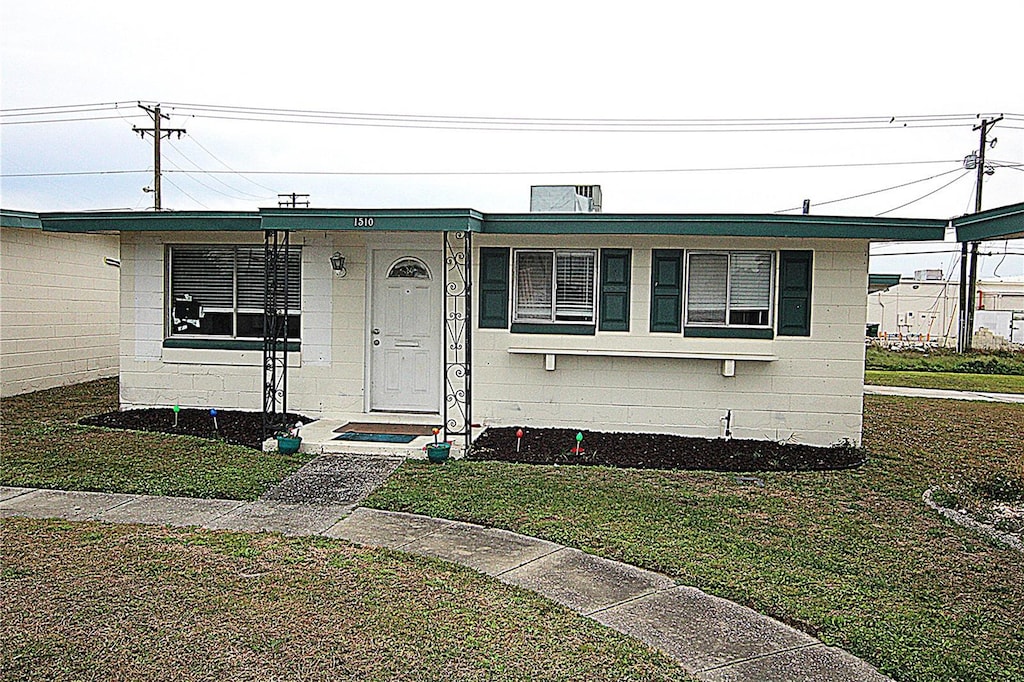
262, 230, 291, 439
443, 230, 472, 450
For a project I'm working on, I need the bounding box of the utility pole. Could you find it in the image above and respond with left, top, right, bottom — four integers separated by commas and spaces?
959, 116, 1002, 351
133, 104, 186, 210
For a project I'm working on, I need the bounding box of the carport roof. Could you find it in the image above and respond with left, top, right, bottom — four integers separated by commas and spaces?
953, 201, 1024, 242
23, 206, 950, 241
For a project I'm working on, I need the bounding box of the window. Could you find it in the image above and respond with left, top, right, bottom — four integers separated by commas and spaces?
513, 249, 596, 324
686, 251, 773, 327
168, 245, 301, 339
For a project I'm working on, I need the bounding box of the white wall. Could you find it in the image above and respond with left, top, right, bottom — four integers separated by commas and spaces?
117, 230, 439, 417
473, 235, 869, 447
0, 226, 120, 396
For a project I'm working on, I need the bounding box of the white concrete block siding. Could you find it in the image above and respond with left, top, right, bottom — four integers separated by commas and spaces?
0, 226, 119, 396
115, 229, 869, 447
472, 235, 869, 447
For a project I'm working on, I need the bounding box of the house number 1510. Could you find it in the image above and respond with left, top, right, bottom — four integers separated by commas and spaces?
354, 217, 374, 227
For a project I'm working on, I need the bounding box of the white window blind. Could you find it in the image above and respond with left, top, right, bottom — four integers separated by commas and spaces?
555, 252, 595, 321
686, 253, 728, 324
513, 249, 596, 324
686, 251, 773, 327
171, 246, 234, 308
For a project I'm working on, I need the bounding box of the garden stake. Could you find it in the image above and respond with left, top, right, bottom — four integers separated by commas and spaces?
210, 408, 218, 434
172, 404, 179, 428
572, 431, 584, 454
516, 428, 523, 453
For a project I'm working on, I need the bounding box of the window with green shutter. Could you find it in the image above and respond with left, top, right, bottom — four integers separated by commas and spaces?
478, 247, 510, 329
599, 249, 631, 331
777, 250, 813, 336
650, 250, 683, 333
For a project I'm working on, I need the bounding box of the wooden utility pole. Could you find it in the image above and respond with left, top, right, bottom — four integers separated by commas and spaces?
133, 104, 186, 210
960, 116, 1002, 351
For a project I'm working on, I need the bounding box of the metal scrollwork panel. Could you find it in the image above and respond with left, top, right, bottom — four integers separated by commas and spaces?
443, 231, 471, 445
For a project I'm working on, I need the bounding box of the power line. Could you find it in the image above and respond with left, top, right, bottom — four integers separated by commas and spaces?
774, 167, 965, 213
874, 172, 972, 216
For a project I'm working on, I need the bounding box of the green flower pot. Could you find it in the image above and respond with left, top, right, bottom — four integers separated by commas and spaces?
277, 436, 302, 454
426, 442, 451, 463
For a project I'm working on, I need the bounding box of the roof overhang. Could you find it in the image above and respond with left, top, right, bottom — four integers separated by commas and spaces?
1, 209, 43, 229
868, 274, 902, 293
23, 206, 947, 241
953, 201, 1024, 242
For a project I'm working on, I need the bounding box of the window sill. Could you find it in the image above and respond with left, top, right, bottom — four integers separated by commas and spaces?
683, 326, 774, 340
510, 323, 596, 336
508, 346, 777, 376
163, 338, 301, 352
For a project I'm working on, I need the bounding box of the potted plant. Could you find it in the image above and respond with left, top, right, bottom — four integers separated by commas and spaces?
276, 422, 303, 454
425, 427, 450, 463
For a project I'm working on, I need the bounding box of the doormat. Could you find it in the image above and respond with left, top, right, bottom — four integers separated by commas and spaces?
333, 432, 418, 444
334, 422, 435, 436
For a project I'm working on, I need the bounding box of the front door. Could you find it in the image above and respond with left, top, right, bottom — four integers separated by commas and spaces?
369, 251, 442, 412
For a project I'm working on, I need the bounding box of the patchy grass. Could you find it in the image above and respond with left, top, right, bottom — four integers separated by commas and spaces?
0, 379, 312, 500
0, 518, 689, 682
865, 370, 1024, 394
366, 397, 1024, 681
866, 346, 1024, 375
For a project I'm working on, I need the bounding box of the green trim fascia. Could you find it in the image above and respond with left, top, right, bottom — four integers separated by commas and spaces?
163, 338, 300, 352
260, 208, 484, 233
479, 212, 947, 240
1, 209, 42, 229
684, 326, 774, 339
510, 323, 596, 336
42, 211, 262, 233
952, 201, 1024, 242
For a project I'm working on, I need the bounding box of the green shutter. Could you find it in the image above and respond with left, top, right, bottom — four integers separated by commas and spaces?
778, 250, 813, 336
478, 247, 510, 329
650, 249, 683, 333
599, 249, 631, 331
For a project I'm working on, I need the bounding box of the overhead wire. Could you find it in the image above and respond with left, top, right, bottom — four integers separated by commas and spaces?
874, 172, 972, 216
774, 167, 965, 213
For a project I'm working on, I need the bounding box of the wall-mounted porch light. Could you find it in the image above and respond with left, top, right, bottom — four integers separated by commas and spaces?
330, 251, 347, 277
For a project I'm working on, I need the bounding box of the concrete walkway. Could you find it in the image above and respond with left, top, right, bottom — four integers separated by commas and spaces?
864, 384, 1024, 403
0, 483, 890, 681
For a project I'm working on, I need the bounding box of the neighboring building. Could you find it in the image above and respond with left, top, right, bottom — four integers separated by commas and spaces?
867, 273, 1024, 347
25, 192, 953, 448
0, 209, 120, 397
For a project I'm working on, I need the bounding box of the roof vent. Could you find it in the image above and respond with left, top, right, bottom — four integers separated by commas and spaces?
530, 185, 602, 212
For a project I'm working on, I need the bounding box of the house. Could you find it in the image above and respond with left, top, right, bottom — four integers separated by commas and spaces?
1, 209, 120, 397
23, 191, 962, 448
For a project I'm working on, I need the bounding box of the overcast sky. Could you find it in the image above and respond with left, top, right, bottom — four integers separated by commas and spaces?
2, 0, 1022, 278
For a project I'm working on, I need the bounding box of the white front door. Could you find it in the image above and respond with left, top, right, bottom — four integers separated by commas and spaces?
369, 250, 442, 412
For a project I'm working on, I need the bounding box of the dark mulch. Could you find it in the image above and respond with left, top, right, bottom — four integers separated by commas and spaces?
469, 427, 865, 472
79, 408, 312, 450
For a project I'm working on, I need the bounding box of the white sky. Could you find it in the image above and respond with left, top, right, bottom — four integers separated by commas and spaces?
1, 0, 1022, 278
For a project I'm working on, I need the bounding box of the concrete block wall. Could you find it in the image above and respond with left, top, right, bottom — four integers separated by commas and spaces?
1, 227, 120, 396
472, 235, 869, 447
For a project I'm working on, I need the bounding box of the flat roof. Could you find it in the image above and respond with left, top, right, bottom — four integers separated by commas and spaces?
22, 206, 951, 241
953, 201, 1024, 242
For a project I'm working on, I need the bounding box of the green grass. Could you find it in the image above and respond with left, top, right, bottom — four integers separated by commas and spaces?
366, 397, 1024, 681
0, 518, 689, 681
0, 379, 313, 500
866, 346, 1024, 375
865, 370, 1024, 394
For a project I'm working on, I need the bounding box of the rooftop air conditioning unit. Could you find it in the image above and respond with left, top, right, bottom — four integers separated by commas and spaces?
530, 185, 602, 213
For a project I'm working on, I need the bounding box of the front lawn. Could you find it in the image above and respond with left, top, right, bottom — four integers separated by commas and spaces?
1, 518, 688, 681
366, 397, 1024, 681
0, 379, 312, 500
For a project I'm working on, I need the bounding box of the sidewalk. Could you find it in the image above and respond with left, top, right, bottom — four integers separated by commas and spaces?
864, 384, 1024, 403
0, 484, 891, 681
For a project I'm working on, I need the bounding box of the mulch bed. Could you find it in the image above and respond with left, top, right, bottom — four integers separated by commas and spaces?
468, 426, 865, 472
78, 409, 865, 471
79, 408, 311, 450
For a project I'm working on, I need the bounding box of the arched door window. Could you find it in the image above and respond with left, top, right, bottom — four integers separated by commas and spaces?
387, 258, 431, 280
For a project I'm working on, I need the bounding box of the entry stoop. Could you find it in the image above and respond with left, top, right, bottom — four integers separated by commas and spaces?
263, 415, 468, 460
